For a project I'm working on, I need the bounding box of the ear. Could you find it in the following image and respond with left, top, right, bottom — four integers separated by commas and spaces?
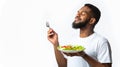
89, 18, 96, 25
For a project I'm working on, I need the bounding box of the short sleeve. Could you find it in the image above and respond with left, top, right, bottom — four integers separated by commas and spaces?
97, 39, 112, 63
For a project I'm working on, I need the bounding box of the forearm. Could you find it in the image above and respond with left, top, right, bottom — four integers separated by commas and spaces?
82, 53, 110, 67
53, 43, 67, 67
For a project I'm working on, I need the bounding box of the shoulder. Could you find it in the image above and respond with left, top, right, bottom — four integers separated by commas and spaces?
94, 32, 108, 43
93, 33, 110, 49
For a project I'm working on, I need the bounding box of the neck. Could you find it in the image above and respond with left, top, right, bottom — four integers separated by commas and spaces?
79, 28, 94, 38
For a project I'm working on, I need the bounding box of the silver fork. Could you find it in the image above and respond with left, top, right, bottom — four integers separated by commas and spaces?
46, 21, 50, 28
46, 21, 54, 35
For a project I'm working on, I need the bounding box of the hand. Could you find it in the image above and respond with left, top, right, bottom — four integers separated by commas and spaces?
63, 51, 86, 57
47, 28, 59, 46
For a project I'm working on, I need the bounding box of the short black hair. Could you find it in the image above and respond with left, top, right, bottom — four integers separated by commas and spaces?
84, 3, 101, 25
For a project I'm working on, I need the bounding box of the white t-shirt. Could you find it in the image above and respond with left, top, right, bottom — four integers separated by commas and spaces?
63, 32, 112, 67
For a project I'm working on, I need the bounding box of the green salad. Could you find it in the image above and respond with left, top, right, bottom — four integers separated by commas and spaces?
57, 45, 85, 51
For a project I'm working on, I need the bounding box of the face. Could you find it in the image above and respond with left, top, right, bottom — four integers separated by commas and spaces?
72, 6, 92, 29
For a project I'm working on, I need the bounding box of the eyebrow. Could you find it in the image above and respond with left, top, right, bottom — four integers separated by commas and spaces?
78, 11, 89, 14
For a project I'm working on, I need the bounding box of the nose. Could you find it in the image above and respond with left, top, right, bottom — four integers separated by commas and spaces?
76, 13, 80, 17
75, 13, 80, 18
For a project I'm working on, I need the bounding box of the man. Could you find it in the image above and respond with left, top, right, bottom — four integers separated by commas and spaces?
47, 3, 112, 67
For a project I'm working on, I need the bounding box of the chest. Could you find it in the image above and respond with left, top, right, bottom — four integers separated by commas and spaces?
78, 40, 98, 59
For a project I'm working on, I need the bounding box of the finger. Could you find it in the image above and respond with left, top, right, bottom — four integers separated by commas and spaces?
63, 52, 71, 56
47, 28, 53, 34
47, 29, 54, 36
48, 32, 54, 36
48, 28, 57, 35
63, 52, 69, 55
76, 53, 80, 56
70, 53, 76, 56
77, 51, 85, 56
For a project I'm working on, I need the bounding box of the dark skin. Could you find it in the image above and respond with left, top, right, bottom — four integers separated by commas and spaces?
48, 28, 67, 67
47, 6, 112, 67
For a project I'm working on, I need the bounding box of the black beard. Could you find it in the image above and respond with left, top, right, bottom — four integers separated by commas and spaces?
72, 20, 89, 29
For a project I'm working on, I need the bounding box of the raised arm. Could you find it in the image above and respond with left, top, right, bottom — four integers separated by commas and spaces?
47, 28, 67, 67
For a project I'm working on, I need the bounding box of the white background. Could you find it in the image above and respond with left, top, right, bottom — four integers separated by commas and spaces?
0, 0, 120, 67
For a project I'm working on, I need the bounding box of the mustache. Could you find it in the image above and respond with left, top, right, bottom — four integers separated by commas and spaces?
75, 16, 79, 18
75, 16, 81, 21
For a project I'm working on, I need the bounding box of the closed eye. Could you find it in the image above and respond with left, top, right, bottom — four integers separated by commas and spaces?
77, 11, 87, 16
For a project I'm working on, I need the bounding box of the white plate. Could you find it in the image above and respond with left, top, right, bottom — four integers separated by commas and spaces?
57, 49, 84, 53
